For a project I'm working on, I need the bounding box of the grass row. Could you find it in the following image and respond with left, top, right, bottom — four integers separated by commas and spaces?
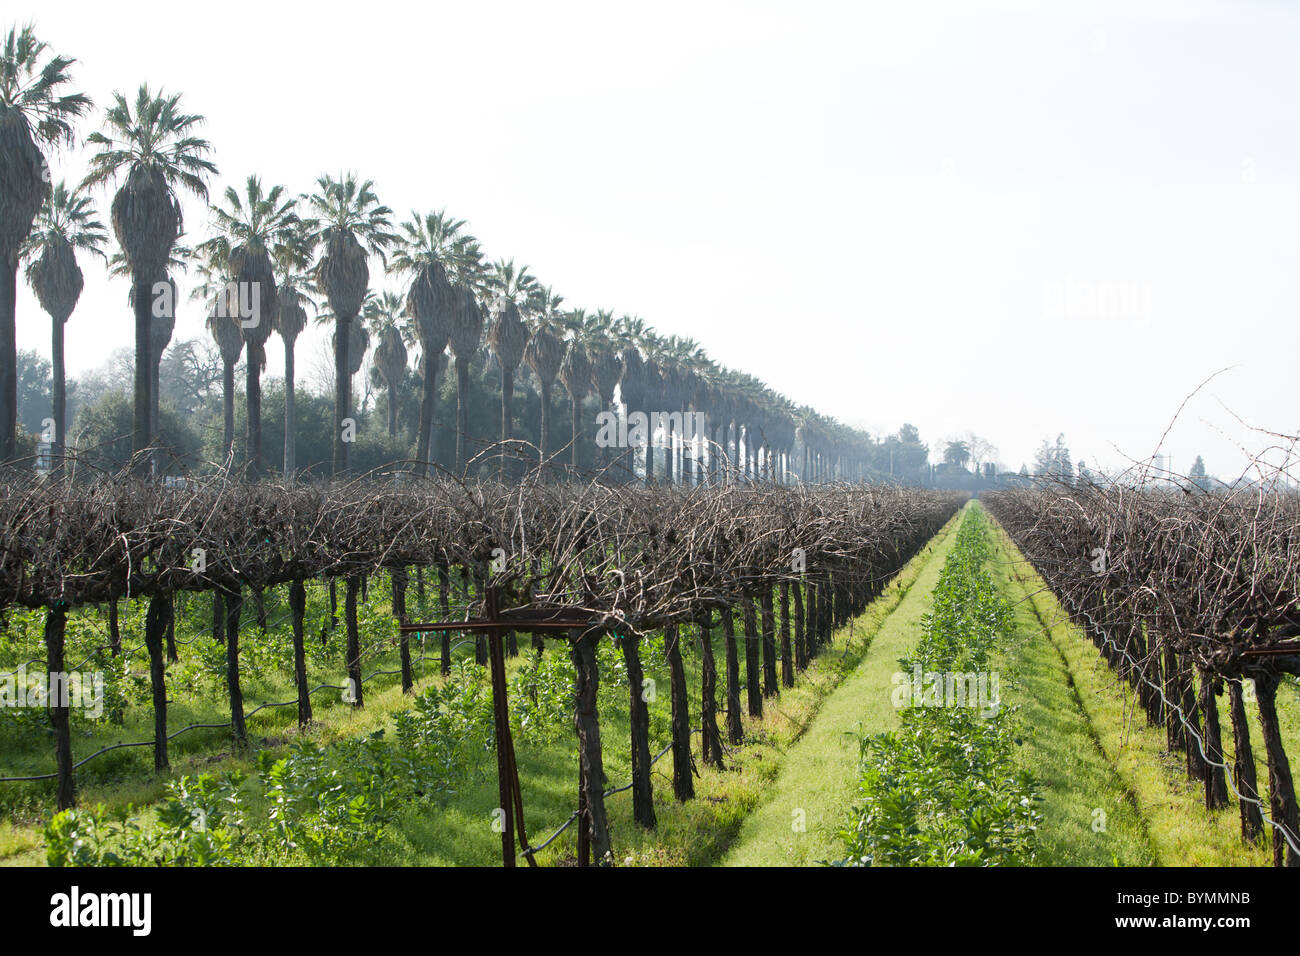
832, 505, 1039, 866
986, 512, 1299, 866
720, 505, 964, 865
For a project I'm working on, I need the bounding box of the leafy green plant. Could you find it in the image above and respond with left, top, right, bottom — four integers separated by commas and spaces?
511, 648, 575, 745
258, 736, 391, 864
45, 771, 250, 866
834, 509, 1040, 867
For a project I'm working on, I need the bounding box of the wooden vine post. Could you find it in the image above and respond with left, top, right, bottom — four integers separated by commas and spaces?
399, 586, 609, 867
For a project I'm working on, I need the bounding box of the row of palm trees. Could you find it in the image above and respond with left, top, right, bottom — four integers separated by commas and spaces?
2, 23, 880, 484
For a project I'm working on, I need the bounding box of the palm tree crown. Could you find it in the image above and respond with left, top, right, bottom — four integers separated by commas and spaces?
0, 24, 90, 145
304, 174, 396, 270
22, 181, 106, 317
83, 85, 215, 276
0, 24, 90, 251
199, 175, 301, 273
391, 209, 480, 285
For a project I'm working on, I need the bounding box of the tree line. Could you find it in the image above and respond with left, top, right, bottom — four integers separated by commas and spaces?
2, 23, 948, 487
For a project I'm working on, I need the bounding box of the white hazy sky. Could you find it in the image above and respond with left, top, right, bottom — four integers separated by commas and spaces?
12, 0, 1300, 479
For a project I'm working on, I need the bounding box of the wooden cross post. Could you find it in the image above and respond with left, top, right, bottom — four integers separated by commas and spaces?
399, 585, 598, 867
484, 586, 517, 867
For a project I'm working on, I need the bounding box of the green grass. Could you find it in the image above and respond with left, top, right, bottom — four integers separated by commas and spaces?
720, 505, 965, 866
985, 515, 1157, 866
985, 513, 1294, 866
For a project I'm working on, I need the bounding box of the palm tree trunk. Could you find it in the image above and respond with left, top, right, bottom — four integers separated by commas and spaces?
684, 410, 695, 486
415, 349, 434, 475
246, 342, 263, 479
283, 339, 296, 477
387, 383, 398, 438
667, 418, 676, 485
0, 255, 16, 461
455, 356, 470, 476
425, 362, 441, 476
221, 360, 235, 469
499, 366, 514, 478
712, 421, 724, 482
51, 318, 66, 474
645, 421, 656, 486
570, 393, 581, 473
132, 274, 153, 474
416, 349, 441, 478
333, 314, 350, 477
539, 380, 551, 469
150, 347, 163, 476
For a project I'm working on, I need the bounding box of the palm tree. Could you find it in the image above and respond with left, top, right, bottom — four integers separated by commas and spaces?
272, 219, 315, 478
486, 259, 535, 478
197, 176, 300, 478
365, 291, 407, 438
327, 305, 369, 427
21, 181, 106, 471
448, 285, 484, 475
661, 335, 709, 484
615, 316, 660, 483
586, 309, 625, 475
390, 210, 466, 476
412, 347, 448, 467
275, 285, 308, 476
304, 174, 395, 476
193, 260, 243, 467
109, 245, 187, 475
523, 286, 565, 469
208, 311, 244, 467
83, 85, 215, 471
149, 272, 177, 471
558, 310, 593, 474
0, 25, 90, 461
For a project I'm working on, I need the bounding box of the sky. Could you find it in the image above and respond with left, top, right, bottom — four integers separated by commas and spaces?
11, 0, 1300, 481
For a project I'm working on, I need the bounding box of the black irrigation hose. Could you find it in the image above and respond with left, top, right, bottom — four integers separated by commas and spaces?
2, 585, 478, 682
521, 735, 691, 860
0, 639, 477, 783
